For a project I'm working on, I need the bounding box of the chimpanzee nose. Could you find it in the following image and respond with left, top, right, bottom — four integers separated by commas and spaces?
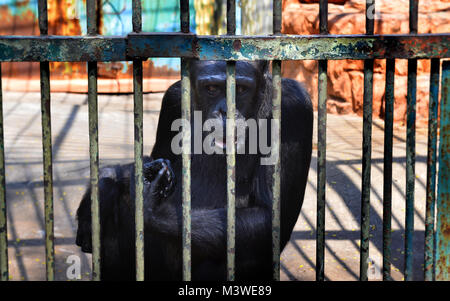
213, 101, 227, 118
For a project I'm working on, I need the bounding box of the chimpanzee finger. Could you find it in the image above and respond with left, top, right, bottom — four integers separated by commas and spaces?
143, 159, 165, 183
150, 167, 166, 198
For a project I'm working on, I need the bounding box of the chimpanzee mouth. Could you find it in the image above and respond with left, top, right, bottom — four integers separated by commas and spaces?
211, 136, 238, 150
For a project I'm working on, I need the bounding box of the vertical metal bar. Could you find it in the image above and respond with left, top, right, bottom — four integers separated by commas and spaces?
316, 0, 328, 282
180, 0, 191, 282
383, 58, 395, 281
436, 60, 450, 281
226, 61, 236, 281
181, 58, 191, 281
0, 64, 8, 281
86, 0, 100, 281
273, 0, 282, 35
227, 0, 236, 35
132, 0, 144, 282
38, 0, 54, 281
271, 60, 281, 282
272, 0, 282, 282
360, 0, 374, 281
404, 0, 418, 282
180, 0, 190, 33
226, 0, 236, 282
424, 58, 440, 281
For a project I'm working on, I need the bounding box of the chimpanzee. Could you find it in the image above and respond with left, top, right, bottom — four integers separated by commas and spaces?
75, 60, 313, 280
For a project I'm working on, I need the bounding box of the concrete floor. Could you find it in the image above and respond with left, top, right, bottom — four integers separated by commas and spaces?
2, 91, 432, 281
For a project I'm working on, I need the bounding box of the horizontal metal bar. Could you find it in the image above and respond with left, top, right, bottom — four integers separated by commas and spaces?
0, 36, 127, 62
129, 33, 450, 60
0, 34, 448, 62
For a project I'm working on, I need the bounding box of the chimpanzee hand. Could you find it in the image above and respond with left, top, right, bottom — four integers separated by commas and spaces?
143, 159, 175, 209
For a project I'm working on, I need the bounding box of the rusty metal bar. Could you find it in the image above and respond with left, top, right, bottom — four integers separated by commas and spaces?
436, 60, 450, 281
180, 0, 190, 33
226, 0, 236, 282
132, 0, 144, 282
382, 58, 395, 281
181, 57, 191, 281
0, 34, 449, 62
271, 0, 282, 282
404, 0, 418, 282
0, 64, 7, 281
424, 58, 440, 281
360, 0, 374, 281
180, 0, 191, 282
86, 0, 100, 281
226, 60, 236, 281
316, 0, 328, 282
38, 0, 55, 281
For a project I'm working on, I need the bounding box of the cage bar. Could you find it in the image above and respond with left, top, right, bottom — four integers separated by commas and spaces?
424, 58, 440, 281
382, 58, 395, 281
226, 61, 236, 281
38, 0, 55, 281
271, 0, 282, 282
226, 0, 236, 282
180, 0, 191, 282
86, 0, 101, 281
360, 0, 375, 281
436, 60, 450, 281
0, 64, 7, 281
404, 0, 418, 281
405, 58, 417, 281
181, 57, 191, 281
132, 0, 145, 282
316, 0, 328, 282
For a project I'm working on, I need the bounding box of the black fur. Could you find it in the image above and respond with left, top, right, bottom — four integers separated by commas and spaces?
76, 61, 313, 280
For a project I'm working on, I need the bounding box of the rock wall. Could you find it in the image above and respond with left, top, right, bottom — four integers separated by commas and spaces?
281, 0, 450, 126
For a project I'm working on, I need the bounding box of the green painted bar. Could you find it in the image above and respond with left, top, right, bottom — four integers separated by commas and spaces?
38, 0, 54, 281
424, 58, 440, 281
226, 0, 236, 282
227, 0, 236, 36
0, 34, 449, 62
40, 61, 55, 281
316, 59, 327, 281
360, 0, 374, 281
180, 0, 191, 281
181, 57, 191, 281
405, 58, 417, 281
404, 0, 418, 282
180, 0, 190, 33
226, 61, 236, 281
132, 0, 142, 33
127, 33, 450, 61
383, 58, 395, 281
316, 0, 328, 282
0, 64, 8, 281
132, 0, 145, 282
87, 61, 100, 281
133, 60, 144, 281
86, 0, 100, 281
273, 0, 282, 35
360, 58, 374, 281
435, 60, 450, 281
272, 60, 282, 281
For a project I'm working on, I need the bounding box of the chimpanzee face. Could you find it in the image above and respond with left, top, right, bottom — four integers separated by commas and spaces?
189, 61, 267, 152
191, 60, 265, 122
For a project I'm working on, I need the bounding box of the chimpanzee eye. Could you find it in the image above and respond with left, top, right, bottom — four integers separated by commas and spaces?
206, 85, 219, 95
237, 85, 248, 94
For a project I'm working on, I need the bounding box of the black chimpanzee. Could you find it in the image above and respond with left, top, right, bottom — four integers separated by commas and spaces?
75, 60, 313, 280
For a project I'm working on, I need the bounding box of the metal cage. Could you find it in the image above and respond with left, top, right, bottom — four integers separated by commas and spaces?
0, 0, 448, 281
